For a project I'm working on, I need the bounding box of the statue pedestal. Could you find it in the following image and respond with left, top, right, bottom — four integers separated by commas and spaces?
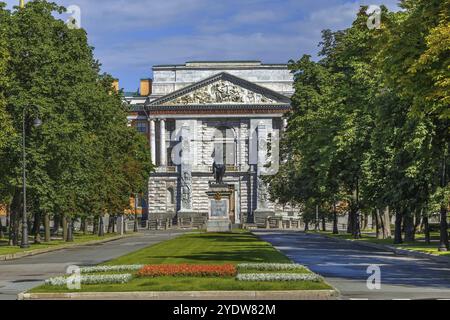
206, 184, 232, 233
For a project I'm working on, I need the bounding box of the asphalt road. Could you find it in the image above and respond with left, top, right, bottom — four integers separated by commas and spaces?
0, 230, 185, 300
254, 230, 450, 300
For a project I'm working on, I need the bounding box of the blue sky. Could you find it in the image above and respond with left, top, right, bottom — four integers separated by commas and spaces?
4, 0, 400, 91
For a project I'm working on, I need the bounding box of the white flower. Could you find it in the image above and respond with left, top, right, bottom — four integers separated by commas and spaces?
79, 265, 144, 273
45, 274, 133, 286
237, 263, 309, 272
236, 273, 322, 282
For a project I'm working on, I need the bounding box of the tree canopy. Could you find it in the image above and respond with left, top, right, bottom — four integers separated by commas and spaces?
0, 0, 153, 243
269, 0, 449, 249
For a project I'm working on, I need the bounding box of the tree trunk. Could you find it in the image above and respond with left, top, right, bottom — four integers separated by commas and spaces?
353, 209, 361, 239
438, 153, 449, 251
347, 211, 353, 234
5, 204, 10, 240
66, 217, 74, 242
98, 216, 105, 237
62, 214, 68, 241
332, 202, 339, 234
52, 214, 60, 236
375, 209, 381, 239
9, 191, 21, 246
44, 213, 50, 242
83, 217, 88, 234
93, 217, 98, 235
315, 205, 320, 231
423, 213, 430, 245
107, 215, 114, 233
438, 205, 449, 251
34, 212, 41, 244
404, 210, 415, 242
414, 209, 422, 234
362, 214, 368, 231
321, 214, 326, 232
112, 216, 117, 233
372, 211, 377, 230
9, 209, 16, 246
80, 217, 87, 235
394, 208, 403, 244
382, 206, 392, 239
0, 215, 3, 239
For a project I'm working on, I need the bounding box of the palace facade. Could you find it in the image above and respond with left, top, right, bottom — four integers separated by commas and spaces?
124, 61, 296, 226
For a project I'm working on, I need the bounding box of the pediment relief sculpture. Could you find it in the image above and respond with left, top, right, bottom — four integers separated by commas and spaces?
164, 80, 276, 105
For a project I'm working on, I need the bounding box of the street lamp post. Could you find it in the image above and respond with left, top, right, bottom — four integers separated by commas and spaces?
21, 106, 42, 249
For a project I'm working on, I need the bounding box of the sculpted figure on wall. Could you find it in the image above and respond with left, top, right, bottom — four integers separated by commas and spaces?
181, 171, 192, 210
257, 176, 269, 209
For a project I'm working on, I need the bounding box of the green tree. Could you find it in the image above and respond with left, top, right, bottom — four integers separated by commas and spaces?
1, 0, 153, 246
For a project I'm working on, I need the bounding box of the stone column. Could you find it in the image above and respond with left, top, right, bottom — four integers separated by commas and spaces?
160, 118, 167, 166
149, 119, 156, 165
253, 121, 274, 226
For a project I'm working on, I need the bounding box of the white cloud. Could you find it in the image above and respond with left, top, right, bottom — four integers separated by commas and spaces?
2, 0, 402, 89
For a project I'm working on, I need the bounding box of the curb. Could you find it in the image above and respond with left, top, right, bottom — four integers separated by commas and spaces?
0, 233, 138, 262
311, 233, 450, 264
18, 289, 339, 300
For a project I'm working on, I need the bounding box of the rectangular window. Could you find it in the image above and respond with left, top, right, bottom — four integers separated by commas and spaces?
214, 143, 236, 165
136, 122, 147, 134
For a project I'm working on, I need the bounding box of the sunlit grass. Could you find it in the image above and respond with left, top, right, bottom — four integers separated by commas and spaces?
0, 233, 121, 256
313, 230, 450, 257
31, 231, 332, 293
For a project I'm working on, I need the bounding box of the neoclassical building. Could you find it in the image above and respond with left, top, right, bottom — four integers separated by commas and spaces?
124, 61, 295, 226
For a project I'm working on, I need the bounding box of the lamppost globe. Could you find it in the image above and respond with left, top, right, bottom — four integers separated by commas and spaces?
33, 117, 42, 127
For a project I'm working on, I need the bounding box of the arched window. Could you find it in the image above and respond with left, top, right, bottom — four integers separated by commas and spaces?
167, 187, 175, 205
213, 126, 237, 166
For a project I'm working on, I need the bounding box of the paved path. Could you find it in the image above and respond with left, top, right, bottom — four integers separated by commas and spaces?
0, 230, 185, 300
254, 230, 450, 300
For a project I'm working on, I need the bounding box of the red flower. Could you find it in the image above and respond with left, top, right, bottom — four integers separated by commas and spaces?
137, 264, 237, 277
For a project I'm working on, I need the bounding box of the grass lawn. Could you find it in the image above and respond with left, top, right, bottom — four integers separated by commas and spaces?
31, 231, 332, 293
314, 230, 450, 257
0, 232, 122, 256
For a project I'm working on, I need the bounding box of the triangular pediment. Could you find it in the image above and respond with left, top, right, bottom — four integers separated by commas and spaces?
148, 72, 291, 106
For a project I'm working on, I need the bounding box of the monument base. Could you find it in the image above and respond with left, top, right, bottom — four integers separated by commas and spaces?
206, 183, 232, 233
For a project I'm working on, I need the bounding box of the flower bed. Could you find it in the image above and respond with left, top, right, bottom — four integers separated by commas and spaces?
237, 263, 308, 272
236, 273, 322, 282
137, 264, 237, 277
45, 274, 133, 286
79, 265, 144, 273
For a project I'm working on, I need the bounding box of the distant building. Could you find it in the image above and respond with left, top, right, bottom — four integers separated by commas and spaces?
0, 204, 6, 217
123, 61, 296, 226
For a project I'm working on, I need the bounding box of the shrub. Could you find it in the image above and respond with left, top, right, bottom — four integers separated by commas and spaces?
236, 273, 322, 282
137, 264, 237, 277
